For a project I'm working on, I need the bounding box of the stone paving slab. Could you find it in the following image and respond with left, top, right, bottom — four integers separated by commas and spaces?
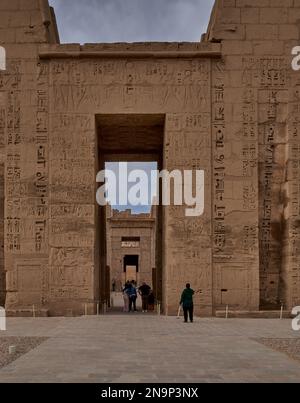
0, 337, 47, 370
0, 316, 300, 383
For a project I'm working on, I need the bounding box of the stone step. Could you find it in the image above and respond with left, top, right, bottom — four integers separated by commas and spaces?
215, 310, 293, 319
6, 309, 49, 318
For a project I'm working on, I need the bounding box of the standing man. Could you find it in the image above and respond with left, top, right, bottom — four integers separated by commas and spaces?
138, 282, 151, 313
126, 282, 138, 312
180, 284, 195, 323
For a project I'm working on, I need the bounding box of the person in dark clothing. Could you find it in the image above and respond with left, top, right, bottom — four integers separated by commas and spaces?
180, 283, 195, 323
138, 282, 151, 313
126, 283, 137, 312
123, 281, 131, 291
122, 281, 131, 313
148, 291, 155, 311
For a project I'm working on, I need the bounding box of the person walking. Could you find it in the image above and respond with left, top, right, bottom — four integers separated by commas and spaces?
180, 283, 195, 323
126, 283, 138, 312
123, 281, 130, 313
138, 282, 151, 313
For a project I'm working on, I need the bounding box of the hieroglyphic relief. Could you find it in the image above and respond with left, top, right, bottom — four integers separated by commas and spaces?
212, 60, 226, 258
162, 60, 212, 314
51, 60, 211, 113
240, 56, 291, 307
211, 54, 261, 309
241, 64, 259, 262
5, 62, 22, 255
49, 246, 93, 301
256, 60, 289, 307
2, 52, 290, 313
286, 82, 300, 307
34, 62, 49, 255
0, 97, 5, 150
48, 59, 98, 306
2, 0, 300, 317
49, 58, 213, 313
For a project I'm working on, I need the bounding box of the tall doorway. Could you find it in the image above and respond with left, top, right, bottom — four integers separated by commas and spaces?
96, 114, 165, 312
124, 255, 139, 283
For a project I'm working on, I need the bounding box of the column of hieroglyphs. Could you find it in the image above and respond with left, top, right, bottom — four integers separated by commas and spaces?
0, 53, 5, 305
207, 0, 300, 310
163, 57, 213, 316
257, 60, 289, 308
285, 74, 300, 308
49, 57, 96, 315
284, 1, 300, 309
208, 2, 259, 311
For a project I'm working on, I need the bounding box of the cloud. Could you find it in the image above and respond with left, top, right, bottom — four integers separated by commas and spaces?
49, 0, 215, 44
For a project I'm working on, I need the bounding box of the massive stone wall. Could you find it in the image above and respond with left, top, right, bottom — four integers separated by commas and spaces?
0, 0, 58, 313
1, 0, 217, 315
207, 0, 300, 310
0, 0, 299, 315
43, 48, 214, 315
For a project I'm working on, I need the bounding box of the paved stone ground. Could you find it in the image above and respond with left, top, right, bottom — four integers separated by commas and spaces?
0, 337, 47, 369
0, 316, 300, 383
255, 338, 300, 364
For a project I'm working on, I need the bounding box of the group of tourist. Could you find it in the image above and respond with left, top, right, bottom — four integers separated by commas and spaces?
122, 281, 155, 313
122, 281, 195, 323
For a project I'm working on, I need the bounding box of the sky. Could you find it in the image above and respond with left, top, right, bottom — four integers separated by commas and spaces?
105, 162, 158, 214
48, 0, 214, 213
49, 0, 215, 44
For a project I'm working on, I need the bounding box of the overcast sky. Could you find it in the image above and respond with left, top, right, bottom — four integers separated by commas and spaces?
49, 0, 215, 44
105, 162, 157, 214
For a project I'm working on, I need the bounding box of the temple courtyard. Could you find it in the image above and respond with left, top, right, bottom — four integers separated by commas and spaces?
0, 316, 300, 383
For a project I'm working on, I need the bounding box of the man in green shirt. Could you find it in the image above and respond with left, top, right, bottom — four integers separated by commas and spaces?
180, 283, 195, 323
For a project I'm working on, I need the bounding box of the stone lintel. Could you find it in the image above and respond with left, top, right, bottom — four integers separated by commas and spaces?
39, 50, 222, 60
38, 43, 222, 60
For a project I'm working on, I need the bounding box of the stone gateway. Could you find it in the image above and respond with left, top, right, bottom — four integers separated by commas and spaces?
0, 0, 300, 317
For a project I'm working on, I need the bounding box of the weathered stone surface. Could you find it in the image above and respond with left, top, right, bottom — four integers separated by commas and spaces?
0, 0, 299, 316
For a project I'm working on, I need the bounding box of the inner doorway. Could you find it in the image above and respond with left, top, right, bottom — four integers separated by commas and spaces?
124, 255, 139, 284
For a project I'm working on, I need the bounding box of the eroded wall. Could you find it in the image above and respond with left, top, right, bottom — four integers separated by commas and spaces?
207, 0, 300, 310
45, 50, 213, 315
1, 0, 299, 315
0, 0, 59, 314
